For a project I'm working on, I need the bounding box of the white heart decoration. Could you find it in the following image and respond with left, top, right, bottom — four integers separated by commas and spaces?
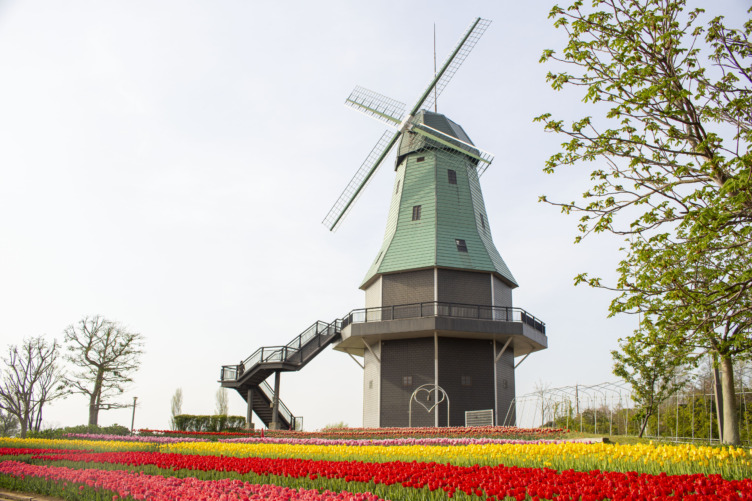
413, 387, 446, 413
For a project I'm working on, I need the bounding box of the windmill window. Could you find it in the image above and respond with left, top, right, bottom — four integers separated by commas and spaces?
402, 376, 413, 387
448, 169, 457, 184
479, 213, 486, 230
416, 156, 425, 162
461, 376, 472, 386
412, 205, 422, 221
395, 180, 400, 194
455, 239, 468, 252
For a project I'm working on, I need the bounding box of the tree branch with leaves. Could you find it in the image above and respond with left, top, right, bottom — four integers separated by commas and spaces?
538, 0, 752, 444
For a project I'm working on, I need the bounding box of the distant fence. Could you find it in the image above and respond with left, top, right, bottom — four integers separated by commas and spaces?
508, 381, 752, 445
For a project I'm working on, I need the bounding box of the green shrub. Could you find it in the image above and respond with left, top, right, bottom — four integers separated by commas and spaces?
172, 414, 246, 432
322, 421, 348, 430
28, 423, 131, 438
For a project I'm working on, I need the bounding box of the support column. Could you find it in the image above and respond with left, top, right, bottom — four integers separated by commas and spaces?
246, 388, 254, 430
493, 339, 497, 426
434, 332, 439, 428
271, 372, 281, 430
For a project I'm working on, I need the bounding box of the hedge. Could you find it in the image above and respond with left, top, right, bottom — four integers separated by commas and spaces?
173, 415, 246, 432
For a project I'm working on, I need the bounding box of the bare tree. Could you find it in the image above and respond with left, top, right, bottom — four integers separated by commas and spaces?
215, 387, 228, 416
170, 388, 183, 430
0, 336, 67, 437
63, 316, 144, 426
0, 409, 19, 437
533, 380, 552, 428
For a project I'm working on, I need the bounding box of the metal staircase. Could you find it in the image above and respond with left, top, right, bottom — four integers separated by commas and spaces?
219, 319, 341, 429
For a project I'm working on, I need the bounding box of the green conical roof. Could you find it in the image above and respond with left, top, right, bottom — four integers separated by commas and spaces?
361, 111, 517, 289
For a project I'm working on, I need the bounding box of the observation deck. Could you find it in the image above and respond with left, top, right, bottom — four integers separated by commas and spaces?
334, 302, 547, 357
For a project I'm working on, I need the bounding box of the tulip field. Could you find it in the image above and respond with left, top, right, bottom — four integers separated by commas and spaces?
2, 427, 752, 500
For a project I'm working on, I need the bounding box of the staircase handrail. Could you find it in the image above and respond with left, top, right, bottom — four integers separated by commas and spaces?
221, 320, 341, 382
259, 380, 298, 428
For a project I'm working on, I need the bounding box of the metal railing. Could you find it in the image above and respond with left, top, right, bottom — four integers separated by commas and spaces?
220, 320, 341, 382
340, 302, 546, 334
220, 303, 544, 383
259, 380, 301, 429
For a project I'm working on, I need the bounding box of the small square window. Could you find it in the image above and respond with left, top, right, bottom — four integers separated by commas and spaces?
412, 205, 422, 221
479, 213, 486, 230
369, 380, 373, 389
402, 376, 413, 387
461, 376, 472, 386
448, 169, 457, 184
456, 239, 467, 252
416, 156, 425, 162
395, 180, 401, 194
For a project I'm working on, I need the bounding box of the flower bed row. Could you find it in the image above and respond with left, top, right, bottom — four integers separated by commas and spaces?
138, 425, 567, 440
157, 438, 752, 477
0, 437, 154, 452
63, 432, 586, 447
219, 436, 589, 446
66, 433, 202, 444
0, 460, 385, 501
139, 428, 255, 437
6, 436, 751, 478
21, 448, 752, 500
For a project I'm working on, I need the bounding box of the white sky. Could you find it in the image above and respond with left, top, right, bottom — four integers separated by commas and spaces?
0, 1, 747, 431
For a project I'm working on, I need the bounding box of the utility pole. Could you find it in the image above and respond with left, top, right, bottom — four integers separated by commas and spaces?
130, 397, 138, 433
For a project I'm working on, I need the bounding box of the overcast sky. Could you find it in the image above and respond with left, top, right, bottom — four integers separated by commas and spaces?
0, 1, 747, 431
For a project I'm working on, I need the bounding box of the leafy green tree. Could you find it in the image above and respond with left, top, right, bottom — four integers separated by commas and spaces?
63, 316, 144, 426
612, 327, 688, 437
537, 0, 752, 444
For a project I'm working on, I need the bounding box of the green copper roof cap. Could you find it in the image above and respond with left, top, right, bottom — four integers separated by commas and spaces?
396, 110, 481, 169
362, 112, 517, 290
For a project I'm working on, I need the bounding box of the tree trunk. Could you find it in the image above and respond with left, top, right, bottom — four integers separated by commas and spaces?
638, 410, 652, 438
88, 392, 99, 426
21, 406, 31, 438
89, 367, 104, 426
713, 363, 724, 441
720, 354, 741, 445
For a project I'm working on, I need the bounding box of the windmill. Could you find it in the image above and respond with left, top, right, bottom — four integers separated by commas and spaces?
218, 18, 547, 431
324, 18, 549, 428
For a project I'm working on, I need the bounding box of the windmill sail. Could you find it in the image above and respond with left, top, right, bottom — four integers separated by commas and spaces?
345, 86, 406, 127
322, 130, 401, 231
411, 18, 491, 115
323, 17, 492, 231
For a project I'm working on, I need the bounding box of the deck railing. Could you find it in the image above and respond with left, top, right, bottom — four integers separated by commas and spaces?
340, 302, 546, 334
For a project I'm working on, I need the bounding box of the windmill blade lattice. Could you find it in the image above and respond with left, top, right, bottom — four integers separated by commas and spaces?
322, 129, 401, 231
412, 18, 491, 115
323, 17, 491, 231
345, 86, 407, 127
